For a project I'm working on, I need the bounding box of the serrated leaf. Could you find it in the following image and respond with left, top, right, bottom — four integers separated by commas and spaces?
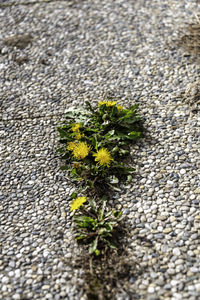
74, 216, 95, 229
128, 131, 141, 139
113, 210, 122, 219
99, 196, 107, 221
89, 236, 98, 254
75, 234, 87, 240
89, 198, 97, 213
105, 211, 113, 218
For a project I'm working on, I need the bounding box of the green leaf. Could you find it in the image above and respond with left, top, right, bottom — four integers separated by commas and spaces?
85, 180, 94, 188
127, 175, 132, 183
128, 131, 141, 139
123, 167, 135, 174
107, 183, 121, 192
89, 198, 97, 213
57, 128, 71, 139
56, 147, 66, 154
99, 196, 107, 221
105, 211, 113, 218
104, 239, 117, 249
104, 130, 115, 139
75, 234, 88, 240
60, 166, 70, 171
119, 149, 129, 155
89, 236, 98, 254
110, 105, 118, 116
110, 176, 119, 184
91, 134, 98, 150
113, 210, 122, 219
74, 216, 95, 229
71, 169, 77, 175
111, 146, 119, 154
98, 228, 107, 235
94, 249, 100, 256
70, 192, 78, 199
105, 223, 113, 232
85, 101, 94, 112
130, 104, 139, 110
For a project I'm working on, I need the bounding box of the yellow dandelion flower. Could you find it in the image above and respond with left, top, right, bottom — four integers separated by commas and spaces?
117, 105, 123, 111
73, 162, 81, 169
73, 142, 91, 160
70, 196, 87, 211
98, 101, 107, 106
67, 141, 77, 151
72, 123, 81, 132
75, 132, 84, 140
106, 101, 117, 107
93, 148, 113, 167
98, 101, 117, 107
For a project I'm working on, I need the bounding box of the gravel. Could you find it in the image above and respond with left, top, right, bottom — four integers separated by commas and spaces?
0, 0, 200, 299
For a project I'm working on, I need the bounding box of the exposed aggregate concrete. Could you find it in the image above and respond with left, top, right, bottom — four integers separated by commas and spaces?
0, 0, 199, 299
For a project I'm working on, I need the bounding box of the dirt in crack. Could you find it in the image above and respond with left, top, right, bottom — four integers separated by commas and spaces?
179, 23, 200, 58
71, 224, 147, 300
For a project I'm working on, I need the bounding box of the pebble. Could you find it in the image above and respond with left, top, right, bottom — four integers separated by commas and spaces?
180, 169, 186, 175
148, 286, 155, 293
163, 228, 173, 234
173, 248, 181, 256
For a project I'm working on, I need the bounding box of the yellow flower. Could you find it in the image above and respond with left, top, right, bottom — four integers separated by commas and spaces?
98, 101, 107, 106
98, 101, 117, 107
67, 141, 77, 151
93, 148, 113, 167
73, 162, 81, 169
72, 123, 81, 132
73, 142, 91, 160
75, 132, 84, 140
70, 197, 87, 211
106, 101, 117, 107
117, 105, 123, 111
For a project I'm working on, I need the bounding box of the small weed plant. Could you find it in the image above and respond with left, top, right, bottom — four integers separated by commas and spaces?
57, 100, 143, 255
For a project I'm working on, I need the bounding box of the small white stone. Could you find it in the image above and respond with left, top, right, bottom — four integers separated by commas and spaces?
171, 280, 178, 286
8, 271, 14, 277
15, 269, 21, 278
13, 294, 21, 300
195, 283, 200, 292
148, 286, 155, 293
2, 276, 9, 284
173, 248, 181, 256
180, 169, 186, 175
167, 180, 174, 185
43, 250, 49, 258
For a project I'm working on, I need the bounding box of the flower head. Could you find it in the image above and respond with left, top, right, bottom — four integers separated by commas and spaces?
93, 148, 113, 167
71, 123, 81, 132
73, 141, 91, 160
98, 101, 117, 107
117, 105, 123, 111
73, 162, 81, 169
67, 141, 77, 151
75, 132, 84, 140
70, 196, 87, 211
